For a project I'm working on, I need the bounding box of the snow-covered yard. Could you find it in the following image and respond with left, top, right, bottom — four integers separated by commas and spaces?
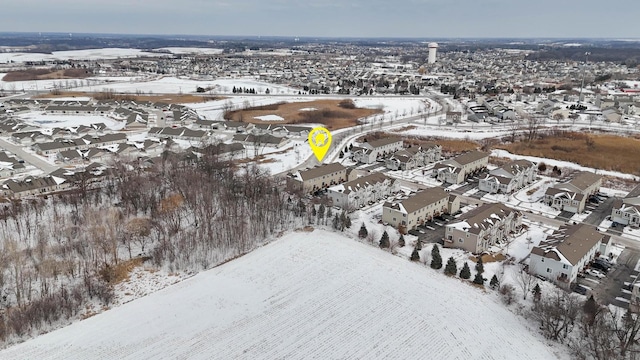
0, 229, 567, 360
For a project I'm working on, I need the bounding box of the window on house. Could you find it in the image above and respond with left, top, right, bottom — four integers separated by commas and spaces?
546, 268, 552, 273
459, 238, 463, 243
562, 264, 568, 269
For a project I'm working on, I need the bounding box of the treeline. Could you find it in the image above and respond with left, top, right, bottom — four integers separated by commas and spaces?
0, 149, 303, 345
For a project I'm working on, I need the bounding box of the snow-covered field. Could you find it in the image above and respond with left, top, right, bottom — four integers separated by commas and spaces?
153, 47, 224, 55
0, 229, 567, 360
16, 113, 124, 130
73, 76, 300, 95
0, 48, 162, 63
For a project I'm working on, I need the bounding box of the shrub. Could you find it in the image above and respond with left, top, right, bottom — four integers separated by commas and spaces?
338, 99, 356, 109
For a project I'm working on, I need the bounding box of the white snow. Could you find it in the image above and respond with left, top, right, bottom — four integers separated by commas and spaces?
16, 113, 123, 130
153, 47, 224, 55
253, 114, 284, 121
0, 229, 566, 360
0, 48, 162, 63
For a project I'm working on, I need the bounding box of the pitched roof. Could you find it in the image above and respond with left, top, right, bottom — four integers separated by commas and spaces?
385, 187, 448, 214
331, 172, 393, 195
566, 171, 602, 192
447, 203, 517, 235
298, 163, 346, 181
532, 224, 604, 266
452, 151, 489, 166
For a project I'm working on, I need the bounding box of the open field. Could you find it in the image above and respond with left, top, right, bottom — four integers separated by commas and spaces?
224, 100, 382, 130
34, 91, 223, 104
2, 69, 93, 82
500, 132, 640, 175
0, 230, 566, 359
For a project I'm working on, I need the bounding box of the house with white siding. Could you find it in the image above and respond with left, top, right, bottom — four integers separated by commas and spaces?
433, 151, 489, 184
529, 224, 606, 288
544, 171, 602, 213
382, 187, 458, 232
352, 137, 404, 164
479, 160, 537, 194
444, 203, 521, 254
611, 184, 640, 227
328, 172, 399, 210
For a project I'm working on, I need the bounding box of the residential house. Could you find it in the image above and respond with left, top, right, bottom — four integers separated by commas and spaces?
478, 160, 537, 194
352, 137, 404, 164
382, 187, 458, 232
385, 143, 442, 171
444, 203, 521, 253
295, 163, 347, 194
612, 184, 640, 227
433, 151, 489, 184
1, 176, 67, 198
529, 224, 606, 288
544, 171, 602, 213
328, 172, 399, 210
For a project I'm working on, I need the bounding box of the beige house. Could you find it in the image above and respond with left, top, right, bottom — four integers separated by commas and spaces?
544, 171, 602, 213
382, 187, 458, 232
444, 203, 521, 253
295, 163, 347, 194
433, 151, 489, 184
529, 224, 606, 288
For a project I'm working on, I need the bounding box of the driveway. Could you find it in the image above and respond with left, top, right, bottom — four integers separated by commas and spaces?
582, 248, 640, 309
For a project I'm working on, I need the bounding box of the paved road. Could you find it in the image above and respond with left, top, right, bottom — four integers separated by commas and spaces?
586, 248, 640, 308
0, 138, 59, 174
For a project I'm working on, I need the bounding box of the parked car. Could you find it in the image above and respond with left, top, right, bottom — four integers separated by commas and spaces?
596, 257, 613, 267
591, 262, 609, 273
586, 269, 606, 278
594, 258, 612, 269
573, 285, 588, 295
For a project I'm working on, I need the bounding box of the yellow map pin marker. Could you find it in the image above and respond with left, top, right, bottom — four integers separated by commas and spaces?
308, 127, 332, 163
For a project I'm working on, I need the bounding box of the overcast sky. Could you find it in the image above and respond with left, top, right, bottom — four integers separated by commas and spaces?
3, 0, 639, 39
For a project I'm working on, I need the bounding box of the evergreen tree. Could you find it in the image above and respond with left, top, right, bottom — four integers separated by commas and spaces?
232, 86, 237, 93
430, 244, 442, 269
339, 151, 344, 158
410, 248, 420, 261
473, 272, 485, 285
332, 214, 339, 229
532, 283, 542, 303
345, 216, 352, 229
475, 256, 484, 274
444, 257, 457, 276
489, 275, 499, 289
379, 230, 390, 248
416, 240, 422, 251
460, 262, 471, 279
358, 223, 368, 239
398, 234, 405, 247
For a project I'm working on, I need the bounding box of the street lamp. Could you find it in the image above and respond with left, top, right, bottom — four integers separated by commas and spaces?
578, 52, 591, 106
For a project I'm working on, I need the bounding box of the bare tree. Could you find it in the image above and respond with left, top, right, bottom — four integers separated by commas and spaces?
531, 288, 579, 342
515, 264, 536, 300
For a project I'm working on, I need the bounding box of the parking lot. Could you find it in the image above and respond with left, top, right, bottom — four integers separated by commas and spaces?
576, 248, 640, 309
407, 214, 455, 244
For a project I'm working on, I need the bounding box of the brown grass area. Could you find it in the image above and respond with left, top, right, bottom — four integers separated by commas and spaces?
469, 253, 507, 263
99, 257, 148, 285
225, 100, 381, 130
499, 132, 640, 175
35, 91, 223, 104
3, 68, 92, 81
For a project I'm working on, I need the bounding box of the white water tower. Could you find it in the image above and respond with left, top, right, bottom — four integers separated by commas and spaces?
428, 42, 438, 64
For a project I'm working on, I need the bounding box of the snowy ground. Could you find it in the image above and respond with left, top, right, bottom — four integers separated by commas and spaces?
0, 229, 567, 360
0, 48, 162, 63
73, 77, 300, 95
16, 113, 124, 130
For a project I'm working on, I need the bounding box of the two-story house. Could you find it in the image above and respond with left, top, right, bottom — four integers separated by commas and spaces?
295, 163, 347, 194
529, 224, 607, 288
352, 137, 404, 164
385, 143, 442, 171
433, 151, 489, 184
328, 172, 399, 210
544, 171, 602, 213
382, 187, 459, 232
478, 160, 537, 194
444, 203, 521, 253
611, 183, 640, 227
